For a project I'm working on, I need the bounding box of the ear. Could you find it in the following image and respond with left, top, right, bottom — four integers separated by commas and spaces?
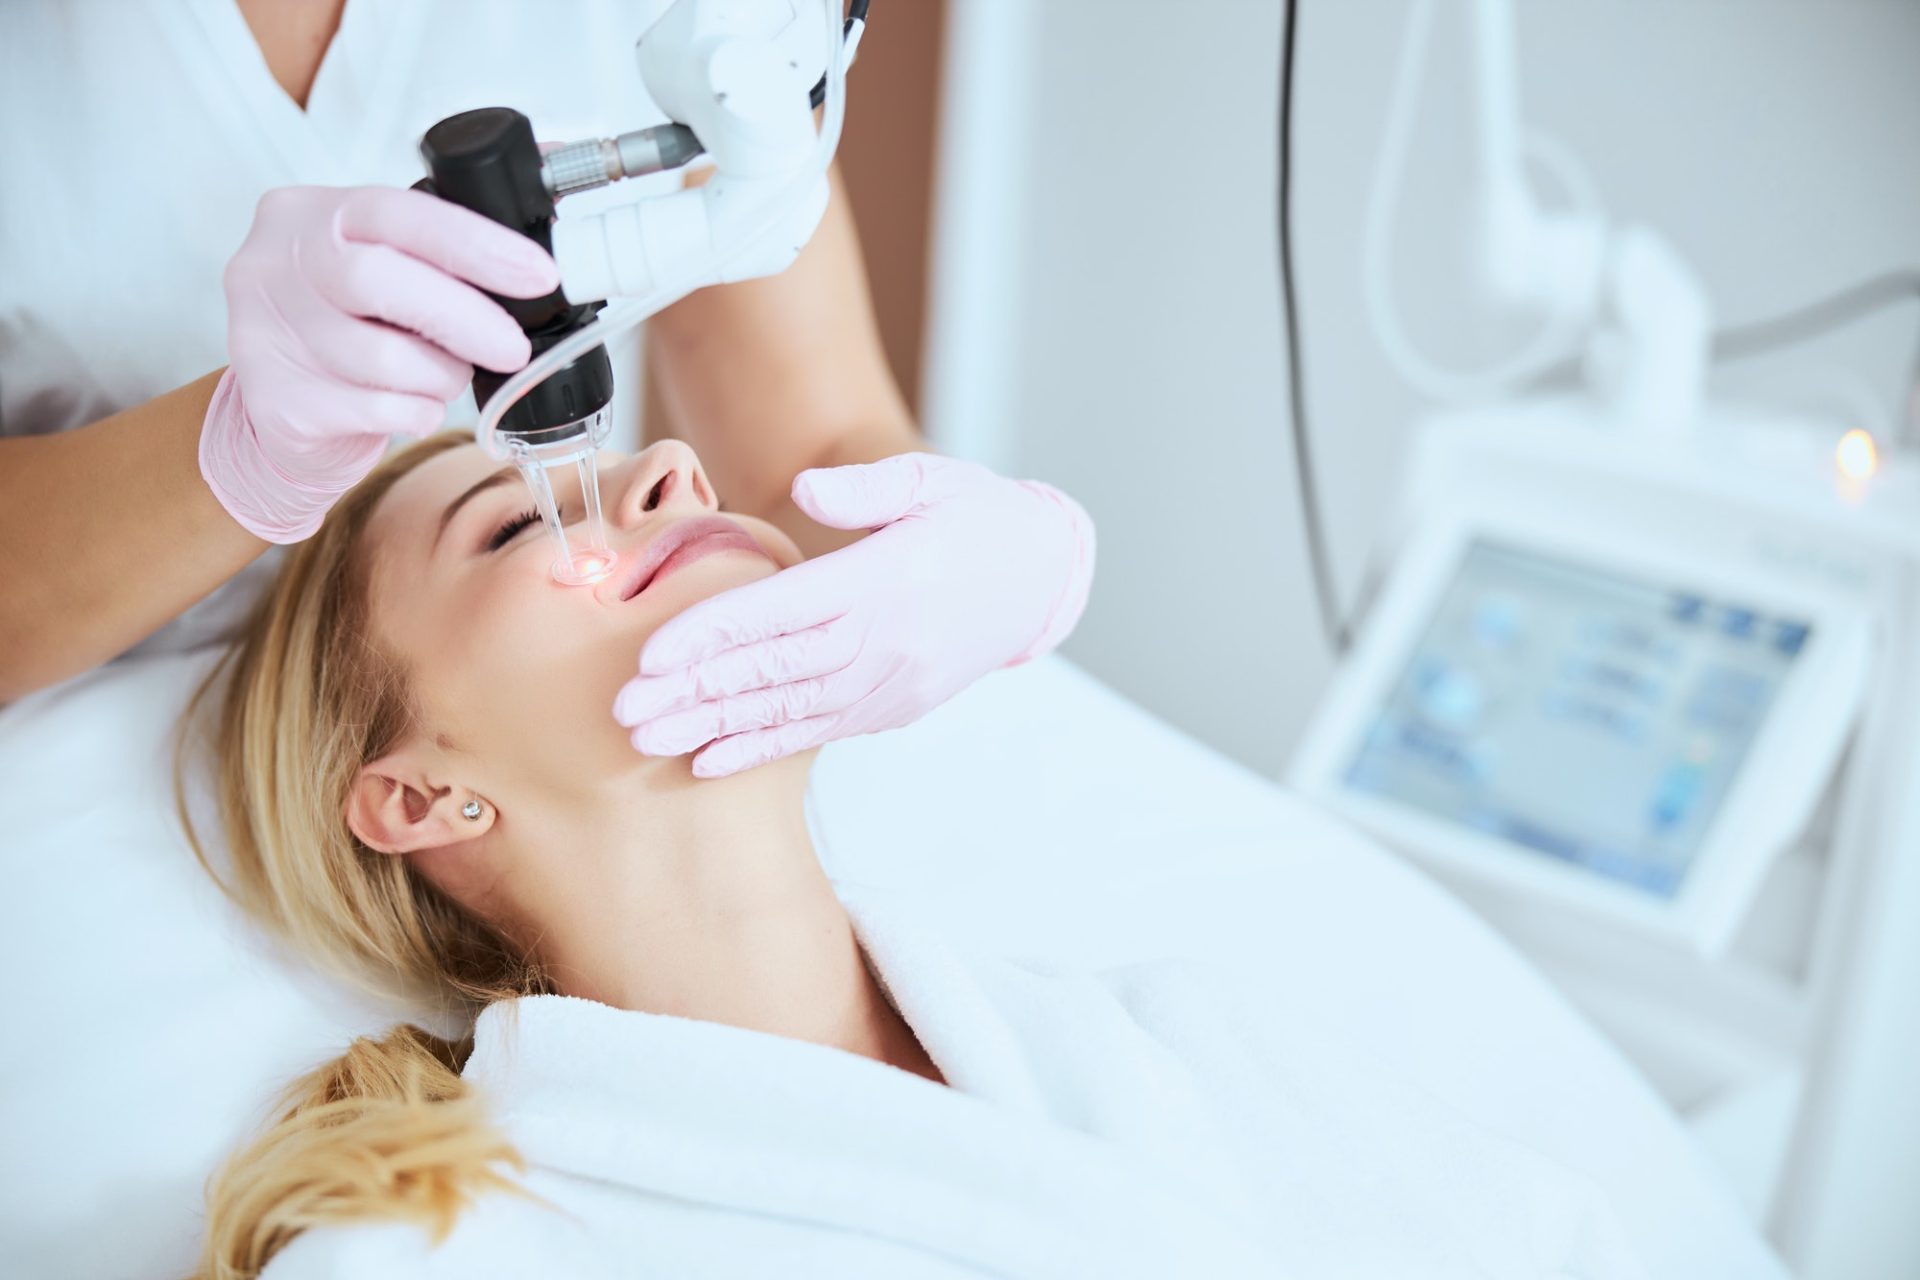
345, 746, 495, 855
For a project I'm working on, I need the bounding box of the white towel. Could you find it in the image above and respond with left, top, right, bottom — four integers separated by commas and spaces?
264, 883, 1645, 1278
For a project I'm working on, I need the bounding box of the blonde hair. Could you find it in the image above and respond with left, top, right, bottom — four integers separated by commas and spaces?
178, 434, 553, 1278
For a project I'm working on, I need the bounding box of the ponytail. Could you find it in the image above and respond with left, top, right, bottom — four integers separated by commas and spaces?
195, 1023, 531, 1280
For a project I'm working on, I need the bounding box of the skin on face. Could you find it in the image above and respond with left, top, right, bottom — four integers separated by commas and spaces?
360, 439, 804, 811
342, 439, 943, 1085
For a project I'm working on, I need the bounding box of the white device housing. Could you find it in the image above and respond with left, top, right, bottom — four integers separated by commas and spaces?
550, 0, 836, 306
1291, 401, 1920, 1266
1291, 417, 1872, 954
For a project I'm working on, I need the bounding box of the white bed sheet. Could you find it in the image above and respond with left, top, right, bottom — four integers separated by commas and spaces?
0, 649, 1782, 1278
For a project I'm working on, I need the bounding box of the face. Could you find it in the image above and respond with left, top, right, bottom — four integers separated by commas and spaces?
359, 440, 804, 805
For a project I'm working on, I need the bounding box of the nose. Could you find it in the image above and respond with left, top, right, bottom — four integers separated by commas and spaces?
602, 440, 719, 532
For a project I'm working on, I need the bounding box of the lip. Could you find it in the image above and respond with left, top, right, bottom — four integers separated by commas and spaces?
599, 515, 769, 605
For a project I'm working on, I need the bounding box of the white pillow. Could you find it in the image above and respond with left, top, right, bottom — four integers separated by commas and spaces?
1, 652, 401, 1276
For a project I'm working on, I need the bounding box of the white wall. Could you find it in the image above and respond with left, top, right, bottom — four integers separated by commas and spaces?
927, 0, 1920, 783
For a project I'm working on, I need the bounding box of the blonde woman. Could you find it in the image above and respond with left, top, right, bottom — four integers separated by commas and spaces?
183, 435, 1643, 1279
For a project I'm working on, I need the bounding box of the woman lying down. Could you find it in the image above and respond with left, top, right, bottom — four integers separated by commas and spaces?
181, 435, 1645, 1279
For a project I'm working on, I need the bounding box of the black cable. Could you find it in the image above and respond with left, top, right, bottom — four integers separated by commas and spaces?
1718, 270, 1920, 447
1712, 268, 1920, 363
1532, 268, 1920, 403
809, 0, 871, 109
1277, 0, 1350, 655
1532, 266, 1920, 451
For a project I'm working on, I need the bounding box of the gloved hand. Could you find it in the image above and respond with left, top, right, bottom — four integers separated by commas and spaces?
200, 185, 561, 543
613, 452, 1095, 777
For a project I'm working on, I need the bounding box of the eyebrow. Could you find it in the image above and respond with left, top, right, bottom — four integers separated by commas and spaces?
434, 465, 518, 550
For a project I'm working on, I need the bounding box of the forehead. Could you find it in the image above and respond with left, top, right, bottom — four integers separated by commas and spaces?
360, 443, 507, 623
378, 443, 502, 536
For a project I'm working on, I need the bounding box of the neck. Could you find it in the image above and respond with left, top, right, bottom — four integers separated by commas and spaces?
476, 751, 939, 1083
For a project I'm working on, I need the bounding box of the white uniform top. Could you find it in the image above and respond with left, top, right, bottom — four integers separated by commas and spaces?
0, 0, 675, 652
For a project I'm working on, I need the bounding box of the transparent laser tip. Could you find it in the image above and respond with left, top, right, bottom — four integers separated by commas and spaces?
498, 408, 619, 587
558, 548, 618, 585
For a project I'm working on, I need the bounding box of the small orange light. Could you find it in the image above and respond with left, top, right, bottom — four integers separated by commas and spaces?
1836, 428, 1879, 482
550, 549, 618, 587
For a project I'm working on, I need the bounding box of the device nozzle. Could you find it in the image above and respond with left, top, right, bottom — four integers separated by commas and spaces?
541, 124, 705, 201
498, 407, 619, 587
516, 450, 617, 586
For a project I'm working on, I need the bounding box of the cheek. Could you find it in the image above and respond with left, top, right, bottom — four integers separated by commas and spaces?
405, 519, 803, 789
413, 553, 619, 775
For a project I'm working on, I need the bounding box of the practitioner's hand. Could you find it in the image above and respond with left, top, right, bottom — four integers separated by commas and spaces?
613, 453, 1096, 777
200, 185, 560, 542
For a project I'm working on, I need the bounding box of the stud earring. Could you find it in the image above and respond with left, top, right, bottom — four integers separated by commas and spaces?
461, 799, 483, 822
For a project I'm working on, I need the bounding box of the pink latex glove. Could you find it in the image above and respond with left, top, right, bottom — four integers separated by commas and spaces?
201, 185, 561, 542
613, 452, 1095, 777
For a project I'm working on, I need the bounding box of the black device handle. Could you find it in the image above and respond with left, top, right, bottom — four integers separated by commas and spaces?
417, 107, 613, 438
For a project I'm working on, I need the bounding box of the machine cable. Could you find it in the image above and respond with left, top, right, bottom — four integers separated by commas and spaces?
1275, 0, 1353, 657
810, 0, 870, 109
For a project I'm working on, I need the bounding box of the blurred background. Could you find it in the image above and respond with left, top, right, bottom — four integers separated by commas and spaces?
831, 5, 1920, 1277
837, 0, 1920, 776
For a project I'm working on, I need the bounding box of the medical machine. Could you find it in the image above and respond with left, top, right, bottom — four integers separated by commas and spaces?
1292, 445, 1874, 956
1292, 401, 1919, 1269
415, 0, 869, 585
1287, 0, 1920, 1272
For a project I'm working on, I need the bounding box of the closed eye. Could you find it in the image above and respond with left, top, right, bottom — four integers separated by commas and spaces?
487, 508, 540, 552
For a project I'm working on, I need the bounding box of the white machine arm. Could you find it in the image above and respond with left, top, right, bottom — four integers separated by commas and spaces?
1373, 0, 1713, 430
549, 0, 843, 308
1466, 0, 1712, 431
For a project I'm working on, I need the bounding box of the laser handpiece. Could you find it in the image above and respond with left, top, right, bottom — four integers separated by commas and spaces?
417, 0, 862, 585
419, 107, 623, 585
419, 119, 712, 587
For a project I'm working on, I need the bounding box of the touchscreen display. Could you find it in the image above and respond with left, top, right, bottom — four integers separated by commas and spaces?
1343, 541, 1810, 898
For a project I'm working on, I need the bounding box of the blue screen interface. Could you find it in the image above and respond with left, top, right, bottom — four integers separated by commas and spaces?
1343, 541, 1810, 898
